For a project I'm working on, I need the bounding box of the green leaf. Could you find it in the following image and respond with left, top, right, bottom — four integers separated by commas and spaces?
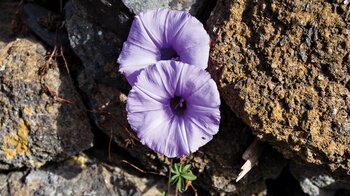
182, 164, 191, 173
179, 164, 183, 172
161, 191, 167, 196
170, 166, 176, 174
177, 177, 185, 193
170, 174, 179, 184
174, 163, 180, 174
181, 173, 197, 181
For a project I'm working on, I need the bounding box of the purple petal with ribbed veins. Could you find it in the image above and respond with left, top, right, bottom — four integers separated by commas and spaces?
118, 8, 210, 85
174, 63, 212, 98
126, 61, 220, 157
118, 42, 159, 85
171, 15, 210, 69
140, 116, 190, 157
186, 80, 221, 108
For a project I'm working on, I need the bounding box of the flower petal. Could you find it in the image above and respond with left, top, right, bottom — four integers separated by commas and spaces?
127, 88, 166, 113
172, 16, 210, 69
123, 14, 160, 52
186, 80, 221, 108
126, 61, 220, 158
177, 44, 210, 69
175, 62, 212, 99
133, 62, 176, 102
181, 115, 216, 153
128, 107, 173, 136
139, 116, 191, 157
136, 8, 169, 48
185, 105, 221, 135
118, 42, 159, 84
118, 8, 210, 85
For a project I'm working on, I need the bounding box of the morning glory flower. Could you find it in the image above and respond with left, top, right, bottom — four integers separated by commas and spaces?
118, 8, 210, 85
126, 60, 220, 158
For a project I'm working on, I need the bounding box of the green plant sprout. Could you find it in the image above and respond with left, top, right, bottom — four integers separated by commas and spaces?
171, 163, 197, 193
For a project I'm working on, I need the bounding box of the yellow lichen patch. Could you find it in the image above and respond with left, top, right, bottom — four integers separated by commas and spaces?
3, 148, 16, 159
36, 104, 44, 111
23, 107, 33, 115
67, 154, 89, 168
3, 134, 19, 159
16, 121, 30, 155
29, 160, 44, 168
46, 106, 55, 113
1, 120, 30, 159
36, 161, 44, 168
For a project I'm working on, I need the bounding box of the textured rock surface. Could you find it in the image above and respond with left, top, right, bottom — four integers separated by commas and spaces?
290, 162, 350, 196
66, 0, 160, 170
0, 39, 93, 169
69, 0, 133, 39
22, 3, 71, 51
0, 154, 166, 196
208, 0, 350, 172
121, 0, 210, 15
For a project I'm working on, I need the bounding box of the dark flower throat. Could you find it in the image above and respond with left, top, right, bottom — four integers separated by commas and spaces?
160, 47, 179, 60
170, 96, 187, 115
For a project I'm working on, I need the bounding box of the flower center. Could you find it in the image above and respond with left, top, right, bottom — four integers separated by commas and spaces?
160, 47, 179, 60
170, 96, 187, 115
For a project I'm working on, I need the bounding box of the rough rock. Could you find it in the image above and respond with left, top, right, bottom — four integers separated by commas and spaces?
0, 39, 93, 169
0, 153, 166, 196
69, 0, 133, 40
290, 162, 350, 196
208, 0, 350, 172
22, 3, 71, 51
66, 0, 159, 170
121, 0, 210, 16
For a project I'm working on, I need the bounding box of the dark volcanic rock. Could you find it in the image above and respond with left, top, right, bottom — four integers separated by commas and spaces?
290, 162, 350, 196
0, 39, 93, 169
22, 3, 71, 51
208, 0, 350, 172
66, 0, 158, 170
69, 0, 133, 39
0, 154, 166, 195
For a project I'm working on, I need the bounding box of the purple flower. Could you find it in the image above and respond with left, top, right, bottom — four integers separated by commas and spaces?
127, 60, 220, 158
118, 8, 210, 85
